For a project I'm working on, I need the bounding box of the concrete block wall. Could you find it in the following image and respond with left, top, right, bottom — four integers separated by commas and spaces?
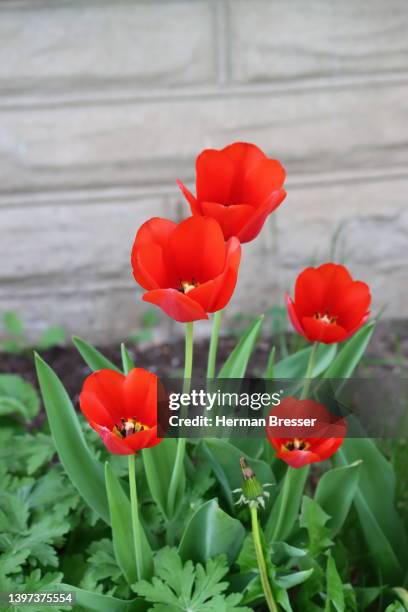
0, 0, 407, 342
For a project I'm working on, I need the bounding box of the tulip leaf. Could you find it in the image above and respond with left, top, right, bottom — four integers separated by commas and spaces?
272, 343, 337, 379
218, 316, 263, 378
105, 462, 153, 583
199, 439, 275, 512
121, 342, 135, 374
73, 335, 120, 372
142, 439, 185, 520
326, 551, 345, 612
58, 584, 147, 611
315, 461, 361, 535
323, 322, 375, 379
35, 353, 110, 524
265, 466, 308, 542
337, 440, 407, 582
178, 498, 245, 565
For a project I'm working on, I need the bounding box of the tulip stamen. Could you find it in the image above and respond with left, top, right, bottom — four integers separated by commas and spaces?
113, 417, 150, 439
314, 311, 337, 325
282, 438, 310, 452
180, 279, 199, 294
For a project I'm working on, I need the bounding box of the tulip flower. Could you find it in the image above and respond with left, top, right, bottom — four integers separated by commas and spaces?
286, 263, 371, 344
177, 142, 286, 242
79, 368, 162, 455
131, 215, 241, 322
266, 397, 347, 468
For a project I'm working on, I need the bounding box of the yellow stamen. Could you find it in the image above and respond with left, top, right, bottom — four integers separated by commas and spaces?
314, 312, 337, 325
282, 438, 310, 452
113, 417, 150, 439
181, 280, 198, 294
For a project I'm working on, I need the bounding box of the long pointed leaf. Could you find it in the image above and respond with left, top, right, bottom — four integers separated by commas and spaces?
73, 335, 120, 372
273, 344, 337, 379
142, 439, 185, 519
315, 461, 361, 535
218, 316, 263, 378
35, 353, 109, 524
323, 323, 375, 379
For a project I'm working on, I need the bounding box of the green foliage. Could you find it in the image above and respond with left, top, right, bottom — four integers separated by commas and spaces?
134, 547, 250, 611
0, 374, 40, 421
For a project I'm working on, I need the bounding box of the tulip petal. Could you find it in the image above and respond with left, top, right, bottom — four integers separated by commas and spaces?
196, 149, 236, 204
91, 422, 135, 455
335, 281, 371, 329
237, 189, 286, 243
301, 317, 348, 344
316, 263, 354, 313
286, 294, 306, 337
131, 218, 176, 290
143, 288, 208, 322
80, 370, 125, 424
79, 391, 117, 430
294, 267, 325, 318
123, 368, 158, 427
176, 179, 201, 215
200, 201, 254, 241
242, 158, 286, 206
125, 426, 162, 452
276, 449, 321, 468
222, 142, 266, 202
167, 216, 226, 283
187, 237, 241, 312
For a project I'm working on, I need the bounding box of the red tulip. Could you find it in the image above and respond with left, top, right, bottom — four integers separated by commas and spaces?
79, 368, 162, 455
266, 397, 346, 468
286, 263, 371, 344
131, 216, 241, 322
177, 142, 286, 242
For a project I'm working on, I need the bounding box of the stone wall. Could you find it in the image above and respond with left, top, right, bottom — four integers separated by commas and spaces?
1, 0, 407, 342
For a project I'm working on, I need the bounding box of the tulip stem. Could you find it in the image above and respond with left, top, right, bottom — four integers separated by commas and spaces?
128, 454, 143, 581
207, 310, 223, 379
250, 505, 279, 612
167, 322, 194, 517
300, 341, 318, 399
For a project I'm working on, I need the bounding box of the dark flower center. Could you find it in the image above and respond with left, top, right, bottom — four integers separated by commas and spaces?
282, 438, 310, 452
113, 417, 150, 439
314, 311, 337, 325
179, 279, 199, 294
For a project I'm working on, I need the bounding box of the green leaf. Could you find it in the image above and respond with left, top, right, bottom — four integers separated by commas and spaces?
199, 439, 275, 512
105, 462, 153, 584
73, 335, 120, 372
273, 343, 337, 378
142, 440, 185, 520
337, 440, 406, 582
0, 374, 40, 421
265, 466, 308, 542
325, 552, 345, 612
121, 343, 135, 374
134, 548, 250, 611
265, 347, 276, 378
3, 311, 24, 335
299, 496, 333, 556
218, 316, 263, 378
323, 323, 375, 379
179, 499, 245, 565
35, 353, 110, 524
315, 461, 361, 535
37, 326, 66, 350
59, 584, 147, 611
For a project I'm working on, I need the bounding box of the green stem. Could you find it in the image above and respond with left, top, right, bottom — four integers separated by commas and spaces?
128, 454, 143, 581
167, 322, 194, 516
250, 506, 279, 612
300, 341, 318, 399
207, 310, 223, 379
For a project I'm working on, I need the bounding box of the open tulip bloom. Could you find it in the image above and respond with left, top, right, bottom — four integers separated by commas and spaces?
79, 368, 162, 455
131, 215, 241, 322
286, 262, 371, 344
266, 397, 347, 468
177, 141, 286, 242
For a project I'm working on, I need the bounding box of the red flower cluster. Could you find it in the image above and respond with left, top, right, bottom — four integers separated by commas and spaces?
286, 263, 371, 344
79, 368, 161, 455
266, 397, 347, 468
177, 142, 286, 242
